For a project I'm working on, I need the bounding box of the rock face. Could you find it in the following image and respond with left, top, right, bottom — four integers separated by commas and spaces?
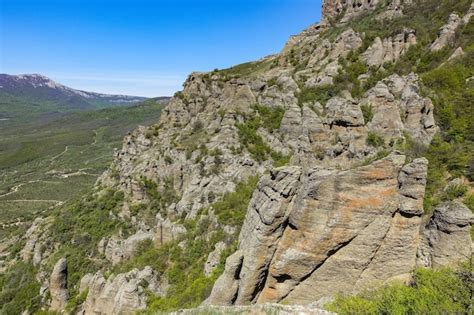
82, 266, 166, 315
322, 0, 413, 23
430, 13, 462, 51
417, 201, 474, 268
363, 73, 438, 145
208, 154, 435, 305
322, 0, 381, 22
50, 258, 68, 311
21, 218, 44, 266
362, 29, 416, 67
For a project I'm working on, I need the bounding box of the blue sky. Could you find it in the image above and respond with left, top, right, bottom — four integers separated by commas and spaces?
1, 0, 322, 96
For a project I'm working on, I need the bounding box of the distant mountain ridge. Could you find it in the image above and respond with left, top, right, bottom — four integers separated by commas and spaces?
0, 73, 147, 110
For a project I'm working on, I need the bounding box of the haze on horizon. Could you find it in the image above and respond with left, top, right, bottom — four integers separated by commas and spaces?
1, 0, 322, 97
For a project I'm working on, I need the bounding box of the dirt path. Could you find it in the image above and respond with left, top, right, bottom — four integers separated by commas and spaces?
0, 180, 61, 198
50, 145, 69, 163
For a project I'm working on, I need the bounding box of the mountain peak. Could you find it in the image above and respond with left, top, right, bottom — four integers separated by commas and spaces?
0, 73, 147, 108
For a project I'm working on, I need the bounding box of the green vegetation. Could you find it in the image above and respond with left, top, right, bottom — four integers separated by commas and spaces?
111, 177, 259, 313
366, 132, 385, 147
347, 0, 472, 53
138, 177, 180, 224
360, 103, 374, 125
327, 267, 473, 315
253, 104, 285, 132
213, 176, 259, 226
334, 58, 368, 98
236, 105, 291, 166
0, 98, 165, 240
218, 59, 272, 79
297, 84, 341, 107
49, 189, 128, 295
0, 262, 41, 314
420, 49, 474, 212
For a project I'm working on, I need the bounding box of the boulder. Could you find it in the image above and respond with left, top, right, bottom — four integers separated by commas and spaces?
50, 258, 68, 311
417, 201, 474, 268
204, 241, 227, 276
82, 266, 166, 315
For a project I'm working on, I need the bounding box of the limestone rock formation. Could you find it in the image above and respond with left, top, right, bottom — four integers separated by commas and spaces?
50, 258, 68, 311
322, 0, 381, 23
417, 201, 474, 268
430, 13, 462, 51
364, 73, 438, 145
20, 218, 44, 265
208, 153, 438, 305
204, 241, 227, 276
361, 29, 416, 67
82, 266, 166, 315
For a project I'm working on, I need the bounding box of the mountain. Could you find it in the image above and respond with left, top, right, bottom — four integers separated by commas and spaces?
1, 0, 473, 314
0, 74, 147, 120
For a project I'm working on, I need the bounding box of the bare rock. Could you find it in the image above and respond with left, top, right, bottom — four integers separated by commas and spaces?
430, 13, 461, 51
207, 250, 244, 306
322, 0, 380, 23
447, 47, 465, 61
326, 96, 365, 127
204, 241, 227, 276
208, 167, 302, 305
82, 266, 166, 315
50, 257, 68, 311
417, 201, 474, 268
362, 29, 416, 67
209, 153, 454, 306
398, 158, 428, 215
463, 2, 474, 24
20, 218, 44, 265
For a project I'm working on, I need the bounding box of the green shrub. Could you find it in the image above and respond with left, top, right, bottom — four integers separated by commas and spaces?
0, 262, 41, 314
236, 121, 269, 162
441, 184, 468, 201
253, 104, 285, 132
236, 107, 288, 165
327, 267, 472, 315
297, 85, 340, 107
360, 103, 374, 125
213, 176, 259, 226
366, 132, 385, 147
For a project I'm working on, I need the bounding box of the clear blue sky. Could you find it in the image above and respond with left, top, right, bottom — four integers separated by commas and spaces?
0, 0, 322, 97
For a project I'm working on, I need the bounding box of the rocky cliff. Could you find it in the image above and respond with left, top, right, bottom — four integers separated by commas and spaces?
3, 0, 473, 314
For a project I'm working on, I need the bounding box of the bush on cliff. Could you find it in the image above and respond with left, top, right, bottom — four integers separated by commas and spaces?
327, 266, 472, 315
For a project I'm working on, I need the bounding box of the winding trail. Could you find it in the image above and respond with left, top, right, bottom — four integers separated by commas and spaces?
50, 145, 69, 163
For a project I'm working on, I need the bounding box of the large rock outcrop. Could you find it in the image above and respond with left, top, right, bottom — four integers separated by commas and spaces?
81, 266, 166, 315
430, 13, 462, 51
322, 0, 413, 23
50, 258, 68, 311
361, 29, 417, 67
417, 201, 474, 268
208, 153, 434, 305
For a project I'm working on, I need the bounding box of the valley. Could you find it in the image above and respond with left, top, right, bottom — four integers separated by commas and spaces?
0, 79, 169, 240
